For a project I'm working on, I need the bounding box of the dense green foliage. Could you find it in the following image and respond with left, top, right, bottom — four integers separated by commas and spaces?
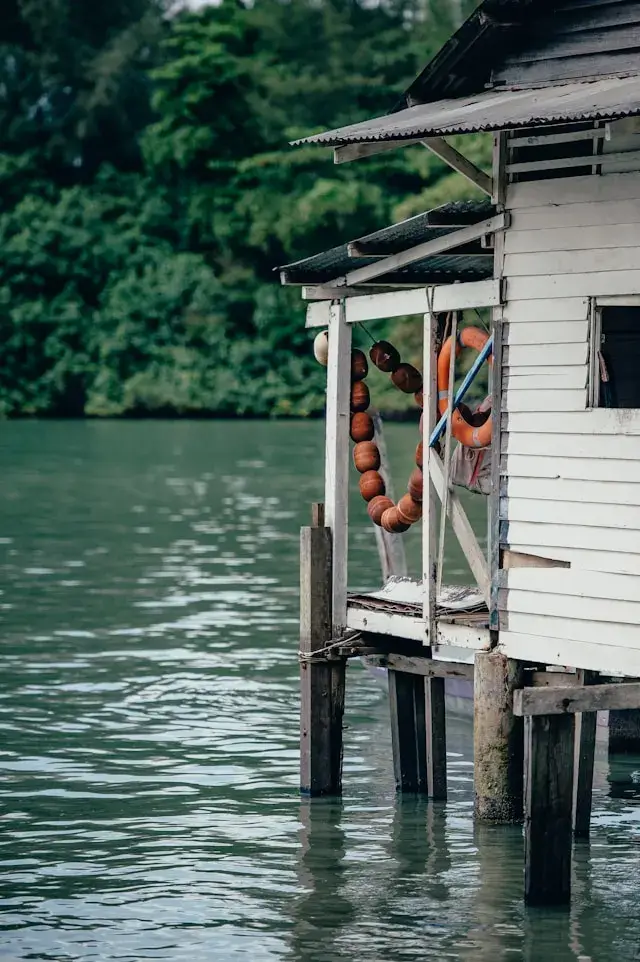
0, 0, 486, 417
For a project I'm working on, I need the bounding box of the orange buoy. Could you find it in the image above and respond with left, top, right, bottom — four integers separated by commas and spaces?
350, 412, 374, 442
359, 470, 385, 502
350, 381, 370, 413
397, 494, 422, 525
353, 441, 380, 473
437, 326, 493, 449
351, 349, 368, 381
367, 495, 394, 526
369, 341, 400, 373
381, 506, 410, 533
391, 363, 422, 395
408, 467, 423, 502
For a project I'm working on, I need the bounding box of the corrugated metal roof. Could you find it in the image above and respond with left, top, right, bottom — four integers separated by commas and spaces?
279, 201, 495, 287
293, 76, 640, 146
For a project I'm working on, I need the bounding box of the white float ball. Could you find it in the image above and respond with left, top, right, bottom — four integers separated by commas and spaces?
313, 330, 329, 366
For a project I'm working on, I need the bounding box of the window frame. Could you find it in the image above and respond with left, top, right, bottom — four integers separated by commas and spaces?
588, 295, 640, 409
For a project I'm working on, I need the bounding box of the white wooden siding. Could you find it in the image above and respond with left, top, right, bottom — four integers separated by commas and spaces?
500, 154, 640, 673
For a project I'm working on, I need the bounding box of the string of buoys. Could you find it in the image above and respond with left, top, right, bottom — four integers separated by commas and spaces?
351, 341, 423, 533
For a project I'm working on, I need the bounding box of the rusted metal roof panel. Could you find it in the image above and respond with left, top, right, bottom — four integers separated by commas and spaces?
293, 76, 640, 146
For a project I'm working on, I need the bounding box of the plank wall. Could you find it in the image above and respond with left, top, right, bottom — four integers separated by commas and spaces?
498, 153, 640, 675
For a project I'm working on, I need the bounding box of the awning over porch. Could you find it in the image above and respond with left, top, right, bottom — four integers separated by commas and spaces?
279, 199, 495, 290
292, 75, 640, 147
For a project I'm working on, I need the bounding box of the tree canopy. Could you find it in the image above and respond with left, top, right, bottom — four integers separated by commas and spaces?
0, 0, 485, 417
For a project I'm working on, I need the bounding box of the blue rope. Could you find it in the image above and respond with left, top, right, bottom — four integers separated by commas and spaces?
428, 335, 494, 448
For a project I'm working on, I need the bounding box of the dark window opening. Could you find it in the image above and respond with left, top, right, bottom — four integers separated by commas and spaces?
598, 307, 640, 408
509, 122, 598, 184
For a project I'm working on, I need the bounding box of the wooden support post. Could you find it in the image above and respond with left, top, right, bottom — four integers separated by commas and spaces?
324, 300, 351, 636
474, 651, 524, 822
300, 503, 346, 796
524, 713, 575, 906
388, 670, 427, 793
426, 677, 447, 800
609, 708, 640, 754
573, 670, 597, 838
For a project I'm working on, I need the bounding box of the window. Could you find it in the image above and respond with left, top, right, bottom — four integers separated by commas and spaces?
589, 302, 640, 408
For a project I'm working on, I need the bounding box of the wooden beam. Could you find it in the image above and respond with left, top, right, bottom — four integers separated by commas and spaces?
324, 301, 351, 634
573, 669, 597, 839
429, 449, 491, 604
333, 214, 506, 288
422, 138, 493, 196
334, 138, 424, 164
474, 652, 524, 822
423, 309, 437, 647
524, 713, 575, 906
388, 670, 428, 792
304, 279, 502, 328
514, 681, 640, 717
299, 512, 346, 796
371, 653, 474, 680
426, 676, 447, 800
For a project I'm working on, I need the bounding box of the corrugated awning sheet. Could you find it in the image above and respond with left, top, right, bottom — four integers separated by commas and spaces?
293, 76, 640, 146
279, 200, 495, 286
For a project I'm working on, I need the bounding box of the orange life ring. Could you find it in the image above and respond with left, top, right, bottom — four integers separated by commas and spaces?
437, 327, 493, 449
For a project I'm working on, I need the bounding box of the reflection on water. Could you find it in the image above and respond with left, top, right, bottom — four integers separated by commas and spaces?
0, 420, 639, 961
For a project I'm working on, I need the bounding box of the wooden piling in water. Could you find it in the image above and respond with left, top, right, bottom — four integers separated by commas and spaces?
524, 713, 575, 906
425, 677, 447, 800
299, 503, 346, 796
572, 670, 597, 839
609, 708, 640, 755
473, 651, 524, 822
389, 670, 427, 793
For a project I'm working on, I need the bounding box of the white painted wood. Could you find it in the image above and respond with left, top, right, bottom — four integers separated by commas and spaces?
505, 248, 640, 278
505, 589, 640, 628
505, 321, 588, 345
504, 497, 640, 531
498, 631, 640, 676
338, 215, 506, 288
503, 343, 589, 367
507, 171, 640, 210
505, 365, 587, 380
506, 476, 640, 507
509, 129, 604, 149
508, 269, 640, 301
505, 298, 589, 322
306, 300, 331, 329
504, 611, 640, 647
503, 389, 587, 413
503, 454, 640, 484
506, 543, 640, 576
505, 223, 640, 255
344, 605, 491, 649
324, 301, 351, 633
505, 370, 587, 390
511, 200, 640, 232
504, 409, 640, 436
505, 567, 640, 604
437, 310, 458, 599
506, 151, 640, 175
423, 309, 437, 647
504, 520, 640, 555
597, 294, 640, 307
305, 280, 503, 327
504, 432, 640, 460
346, 606, 425, 641
429, 449, 490, 603
422, 137, 493, 196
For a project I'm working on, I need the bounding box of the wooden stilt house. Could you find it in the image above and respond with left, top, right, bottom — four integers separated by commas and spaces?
288, 0, 640, 670
287, 0, 640, 906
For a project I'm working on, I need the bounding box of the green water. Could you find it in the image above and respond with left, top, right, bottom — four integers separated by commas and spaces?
1, 420, 640, 962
